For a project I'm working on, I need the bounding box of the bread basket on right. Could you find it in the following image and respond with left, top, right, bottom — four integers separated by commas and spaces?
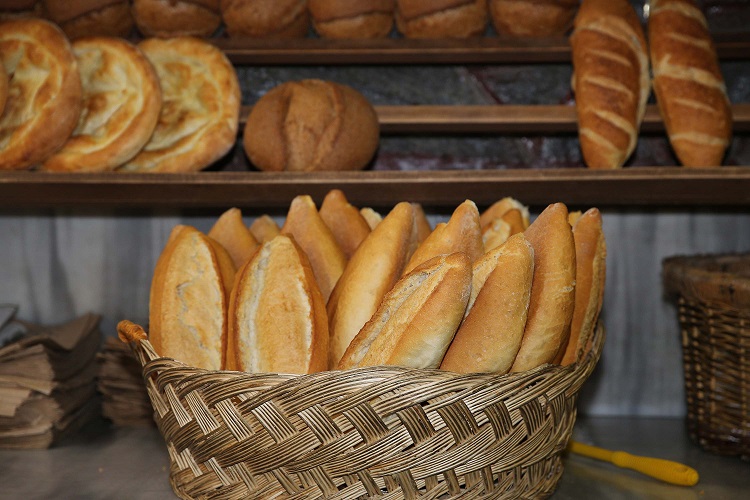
118, 320, 604, 499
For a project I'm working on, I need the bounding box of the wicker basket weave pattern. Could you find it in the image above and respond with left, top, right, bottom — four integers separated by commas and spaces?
120, 323, 604, 499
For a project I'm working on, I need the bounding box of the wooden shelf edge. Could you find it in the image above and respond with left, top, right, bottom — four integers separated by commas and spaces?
1, 168, 749, 209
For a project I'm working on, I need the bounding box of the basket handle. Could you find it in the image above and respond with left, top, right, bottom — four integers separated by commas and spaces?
117, 320, 147, 343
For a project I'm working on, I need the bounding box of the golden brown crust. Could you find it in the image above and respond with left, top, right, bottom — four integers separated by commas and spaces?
649, 0, 731, 167
244, 79, 380, 172
119, 37, 240, 173
249, 214, 281, 243
42, 37, 161, 172
338, 252, 471, 369
221, 0, 310, 38
319, 189, 372, 259
52, 3, 135, 39
310, 0, 394, 20
0, 19, 82, 171
227, 235, 329, 374
403, 199, 483, 275
560, 208, 606, 365
133, 0, 222, 38
440, 234, 534, 374
327, 202, 417, 367
481, 217, 511, 253
360, 207, 383, 229
43, 0, 125, 22
479, 197, 530, 231
208, 208, 260, 269
396, 0, 488, 38
310, 0, 395, 38
281, 195, 348, 302
489, 0, 578, 37
510, 202, 576, 372
412, 203, 432, 243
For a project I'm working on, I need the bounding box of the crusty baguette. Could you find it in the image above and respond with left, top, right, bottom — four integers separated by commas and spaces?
571, 0, 650, 169
207, 208, 260, 269
479, 197, 530, 233
319, 189, 371, 259
149, 225, 236, 370
338, 252, 471, 369
249, 214, 280, 243
649, 0, 732, 167
226, 234, 329, 374
281, 195, 348, 302
360, 207, 383, 229
327, 202, 418, 367
403, 199, 483, 275
441, 234, 534, 374
560, 208, 606, 365
510, 203, 576, 372
413, 203, 433, 243
482, 217, 511, 253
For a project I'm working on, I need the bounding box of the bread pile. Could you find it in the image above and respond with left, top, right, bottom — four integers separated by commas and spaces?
571, 0, 731, 168
147, 189, 606, 377
0, 18, 240, 172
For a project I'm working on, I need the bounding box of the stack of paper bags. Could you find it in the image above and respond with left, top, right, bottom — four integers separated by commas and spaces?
97, 337, 153, 427
0, 306, 101, 449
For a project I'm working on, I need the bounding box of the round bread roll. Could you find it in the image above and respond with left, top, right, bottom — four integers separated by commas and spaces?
0, 19, 82, 171
42, 37, 162, 172
221, 0, 310, 38
133, 0, 222, 37
119, 37, 240, 173
395, 0, 488, 38
244, 79, 380, 172
43, 0, 134, 39
489, 0, 578, 37
310, 0, 395, 39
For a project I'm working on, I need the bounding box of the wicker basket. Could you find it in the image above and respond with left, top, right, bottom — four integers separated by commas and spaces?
117, 321, 604, 499
663, 253, 750, 461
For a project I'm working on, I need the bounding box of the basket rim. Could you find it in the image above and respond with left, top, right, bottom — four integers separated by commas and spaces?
663, 253, 750, 309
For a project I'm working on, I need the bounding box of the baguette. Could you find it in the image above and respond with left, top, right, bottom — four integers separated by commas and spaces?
327, 202, 418, 367
479, 197, 530, 233
510, 203, 576, 372
319, 189, 372, 259
149, 225, 236, 370
226, 234, 329, 374
571, 0, 650, 169
649, 0, 732, 167
481, 217, 511, 253
338, 252, 471, 369
403, 199, 483, 275
249, 214, 280, 243
360, 207, 383, 229
560, 208, 606, 365
413, 203, 433, 243
208, 208, 260, 269
440, 234, 534, 374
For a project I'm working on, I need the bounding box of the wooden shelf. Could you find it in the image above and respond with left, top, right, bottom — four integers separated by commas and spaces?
2, 168, 749, 209
215, 33, 750, 65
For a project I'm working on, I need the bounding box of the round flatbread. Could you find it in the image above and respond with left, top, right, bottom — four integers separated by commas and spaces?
42, 37, 162, 172
119, 37, 240, 173
0, 18, 82, 170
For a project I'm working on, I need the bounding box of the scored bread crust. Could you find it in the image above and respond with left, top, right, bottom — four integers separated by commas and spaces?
227, 234, 329, 374
310, 0, 395, 38
221, 0, 310, 38
510, 202, 576, 372
0, 19, 82, 171
440, 234, 534, 374
42, 37, 161, 172
479, 197, 530, 231
133, 0, 222, 37
119, 37, 240, 173
249, 215, 281, 243
319, 189, 372, 259
338, 252, 472, 370
649, 0, 731, 167
412, 203, 433, 243
396, 0, 488, 38
482, 217, 511, 253
489, 0, 578, 37
208, 208, 260, 269
327, 202, 418, 367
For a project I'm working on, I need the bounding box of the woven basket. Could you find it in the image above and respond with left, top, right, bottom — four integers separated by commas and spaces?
663, 253, 750, 461
117, 321, 605, 499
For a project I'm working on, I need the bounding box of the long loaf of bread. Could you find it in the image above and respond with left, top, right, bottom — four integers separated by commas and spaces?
649, 0, 732, 167
571, 0, 649, 169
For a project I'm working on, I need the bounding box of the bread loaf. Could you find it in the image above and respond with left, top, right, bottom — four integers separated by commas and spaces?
338, 252, 471, 370
360, 207, 383, 230
571, 0, 650, 169
208, 208, 260, 269
149, 225, 236, 370
479, 197, 530, 233
42, 37, 162, 172
221, 0, 310, 38
0, 19, 82, 170
489, 0, 578, 37
43, 0, 134, 39
281, 195, 348, 302
440, 234, 534, 374
396, 0, 488, 38
481, 217, 511, 253
559, 208, 606, 365
310, 0, 394, 39
319, 189, 372, 259
649, 0, 732, 167
133, 0, 222, 37
510, 203, 576, 372
249, 214, 280, 243
413, 203, 432, 243
402, 199, 483, 275
244, 79, 380, 172
327, 202, 417, 367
